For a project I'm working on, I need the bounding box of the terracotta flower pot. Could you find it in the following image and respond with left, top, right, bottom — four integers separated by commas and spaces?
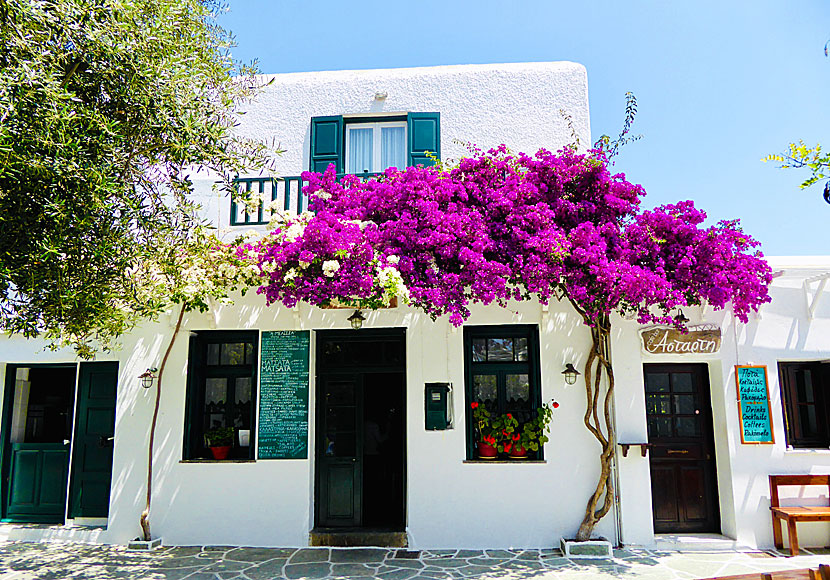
210, 445, 232, 460
477, 441, 498, 459
508, 445, 528, 459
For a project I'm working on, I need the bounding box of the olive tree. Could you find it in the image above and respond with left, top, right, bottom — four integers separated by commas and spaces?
0, 0, 278, 357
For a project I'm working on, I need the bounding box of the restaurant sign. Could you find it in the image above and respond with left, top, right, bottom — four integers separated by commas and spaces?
640, 326, 721, 355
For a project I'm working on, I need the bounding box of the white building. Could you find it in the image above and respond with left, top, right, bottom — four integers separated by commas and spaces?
3, 62, 830, 552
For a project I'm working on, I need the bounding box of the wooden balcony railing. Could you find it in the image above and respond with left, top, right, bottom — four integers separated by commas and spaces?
230, 172, 382, 227
230, 176, 306, 226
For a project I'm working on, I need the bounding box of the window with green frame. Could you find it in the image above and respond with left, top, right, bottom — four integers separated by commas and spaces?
463, 325, 542, 460
184, 331, 258, 460
310, 112, 441, 174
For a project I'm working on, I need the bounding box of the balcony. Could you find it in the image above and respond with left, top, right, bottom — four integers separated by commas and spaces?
230, 172, 381, 227
230, 176, 305, 227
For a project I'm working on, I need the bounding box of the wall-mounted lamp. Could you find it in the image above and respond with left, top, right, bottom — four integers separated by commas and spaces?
374, 91, 388, 100
562, 363, 581, 385
674, 309, 690, 324
139, 368, 158, 389
348, 310, 366, 330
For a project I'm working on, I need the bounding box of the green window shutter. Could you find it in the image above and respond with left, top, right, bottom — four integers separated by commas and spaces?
407, 112, 441, 167
310, 115, 344, 174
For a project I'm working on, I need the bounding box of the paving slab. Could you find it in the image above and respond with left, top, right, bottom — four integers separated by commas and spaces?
331, 549, 387, 563
331, 563, 377, 577
284, 561, 333, 579
245, 558, 289, 580
424, 558, 470, 568
377, 568, 420, 580
289, 548, 330, 564
226, 547, 294, 562
387, 559, 425, 569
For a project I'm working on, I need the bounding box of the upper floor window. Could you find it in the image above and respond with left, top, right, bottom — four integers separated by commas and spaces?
310, 113, 440, 175
231, 112, 440, 226
779, 361, 830, 448
346, 122, 407, 174
184, 331, 258, 460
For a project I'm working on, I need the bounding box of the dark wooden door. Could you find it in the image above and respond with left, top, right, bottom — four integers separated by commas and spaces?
645, 363, 720, 533
68, 362, 118, 518
315, 329, 406, 530
317, 374, 362, 527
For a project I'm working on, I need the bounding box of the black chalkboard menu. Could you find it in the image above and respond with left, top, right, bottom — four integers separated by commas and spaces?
258, 331, 310, 459
735, 365, 774, 444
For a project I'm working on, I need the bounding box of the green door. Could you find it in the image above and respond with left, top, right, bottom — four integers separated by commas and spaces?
6, 443, 69, 522
317, 374, 362, 527
68, 362, 118, 518
315, 329, 407, 530
2, 364, 76, 523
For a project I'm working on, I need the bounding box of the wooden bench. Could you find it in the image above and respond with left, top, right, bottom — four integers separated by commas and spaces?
770, 475, 830, 556
703, 564, 830, 580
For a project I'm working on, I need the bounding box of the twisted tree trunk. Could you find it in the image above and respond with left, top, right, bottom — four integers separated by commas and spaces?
569, 306, 616, 542
139, 305, 185, 541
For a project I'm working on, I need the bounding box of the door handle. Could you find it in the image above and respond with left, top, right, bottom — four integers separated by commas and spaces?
97, 435, 114, 448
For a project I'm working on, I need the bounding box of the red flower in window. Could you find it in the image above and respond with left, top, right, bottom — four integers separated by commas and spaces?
504, 443, 512, 453
507, 413, 512, 419
512, 433, 520, 441
471, 402, 479, 409
502, 430, 509, 437
552, 401, 560, 409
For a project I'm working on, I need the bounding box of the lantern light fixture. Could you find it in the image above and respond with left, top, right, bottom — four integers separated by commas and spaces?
674, 309, 690, 325
348, 310, 366, 330
562, 363, 581, 385
139, 368, 158, 389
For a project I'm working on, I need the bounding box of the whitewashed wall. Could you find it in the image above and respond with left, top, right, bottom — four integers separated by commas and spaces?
0, 296, 611, 548
613, 257, 830, 549
0, 62, 609, 548
192, 61, 591, 231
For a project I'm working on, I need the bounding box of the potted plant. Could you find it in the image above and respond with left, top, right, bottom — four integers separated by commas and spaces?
204, 426, 235, 460
491, 412, 520, 456
492, 401, 559, 459
470, 402, 498, 459
514, 400, 558, 457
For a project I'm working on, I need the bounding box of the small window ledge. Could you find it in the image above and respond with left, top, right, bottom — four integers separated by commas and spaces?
783, 447, 830, 455
463, 460, 546, 464
179, 459, 256, 464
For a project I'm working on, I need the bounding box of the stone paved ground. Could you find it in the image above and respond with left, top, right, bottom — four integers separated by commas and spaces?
1, 543, 830, 580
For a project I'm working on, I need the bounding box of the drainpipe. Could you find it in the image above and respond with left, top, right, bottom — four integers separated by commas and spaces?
604, 329, 624, 547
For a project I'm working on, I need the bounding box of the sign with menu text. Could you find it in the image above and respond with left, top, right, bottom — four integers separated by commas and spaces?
735, 365, 774, 444
257, 331, 310, 459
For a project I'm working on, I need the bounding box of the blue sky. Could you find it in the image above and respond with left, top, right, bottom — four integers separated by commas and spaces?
219, 1, 829, 256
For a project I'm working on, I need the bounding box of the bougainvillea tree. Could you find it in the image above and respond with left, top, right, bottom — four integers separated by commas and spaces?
244, 145, 772, 540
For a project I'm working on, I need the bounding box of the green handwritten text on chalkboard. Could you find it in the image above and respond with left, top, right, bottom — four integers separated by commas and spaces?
258, 331, 310, 459
736, 366, 774, 444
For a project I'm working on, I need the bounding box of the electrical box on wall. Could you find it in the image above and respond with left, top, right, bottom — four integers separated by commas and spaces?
425, 383, 451, 430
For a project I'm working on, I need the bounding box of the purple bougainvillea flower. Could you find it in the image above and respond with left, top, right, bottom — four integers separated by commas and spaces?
243, 146, 771, 328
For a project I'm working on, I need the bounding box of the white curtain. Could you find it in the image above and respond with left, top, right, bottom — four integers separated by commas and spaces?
381, 126, 406, 170
348, 128, 373, 174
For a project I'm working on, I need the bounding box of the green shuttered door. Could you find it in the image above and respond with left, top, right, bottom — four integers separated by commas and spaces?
68, 362, 118, 518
